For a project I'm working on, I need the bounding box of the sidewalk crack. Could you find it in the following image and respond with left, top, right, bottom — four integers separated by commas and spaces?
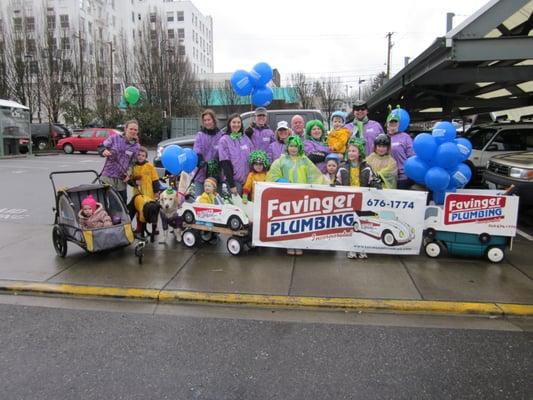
287, 255, 296, 296
400, 257, 424, 300
158, 248, 199, 296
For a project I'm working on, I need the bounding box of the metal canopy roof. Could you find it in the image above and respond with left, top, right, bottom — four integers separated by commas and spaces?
367, 0, 533, 122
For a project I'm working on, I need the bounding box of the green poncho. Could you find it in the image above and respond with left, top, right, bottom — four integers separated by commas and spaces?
266, 154, 326, 184
365, 153, 398, 189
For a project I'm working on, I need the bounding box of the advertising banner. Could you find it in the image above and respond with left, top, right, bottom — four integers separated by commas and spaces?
252, 183, 428, 254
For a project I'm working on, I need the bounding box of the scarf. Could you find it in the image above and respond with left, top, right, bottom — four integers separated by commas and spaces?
355, 116, 369, 139
230, 131, 242, 140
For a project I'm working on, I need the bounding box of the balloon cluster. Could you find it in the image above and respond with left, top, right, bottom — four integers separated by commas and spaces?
230, 62, 274, 107
123, 86, 140, 105
160, 145, 198, 175
404, 121, 473, 205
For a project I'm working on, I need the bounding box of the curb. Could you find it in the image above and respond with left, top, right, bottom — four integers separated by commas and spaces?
1, 280, 533, 316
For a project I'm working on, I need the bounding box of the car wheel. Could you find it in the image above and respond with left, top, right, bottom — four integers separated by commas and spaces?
227, 236, 243, 256
63, 143, 74, 154
183, 210, 195, 224
424, 241, 443, 258
36, 139, 48, 150
486, 246, 505, 263
479, 233, 491, 244
182, 229, 198, 248
228, 215, 242, 231
381, 230, 397, 246
52, 225, 67, 257
200, 231, 215, 243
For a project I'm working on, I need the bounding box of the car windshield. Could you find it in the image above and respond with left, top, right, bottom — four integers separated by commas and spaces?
378, 211, 396, 220
466, 128, 497, 150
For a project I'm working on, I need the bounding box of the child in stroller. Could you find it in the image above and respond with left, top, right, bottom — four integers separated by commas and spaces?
78, 194, 113, 229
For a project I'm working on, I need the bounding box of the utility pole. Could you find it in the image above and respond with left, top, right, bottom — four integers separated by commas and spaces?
358, 77, 366, 100
446, 12, 455, 33
108, 41, 114, 106
386, 32, 394, 80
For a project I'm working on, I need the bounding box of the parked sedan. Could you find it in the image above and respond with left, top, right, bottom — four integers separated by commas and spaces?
57, 128, 120, 154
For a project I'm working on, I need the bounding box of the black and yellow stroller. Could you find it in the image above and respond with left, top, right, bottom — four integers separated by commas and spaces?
50, 170, 145, 263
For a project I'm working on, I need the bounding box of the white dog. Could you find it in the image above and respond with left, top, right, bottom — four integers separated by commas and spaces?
158, 172, 191, 243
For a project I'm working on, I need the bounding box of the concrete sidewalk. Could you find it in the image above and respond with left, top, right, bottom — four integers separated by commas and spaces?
1, 221, 532, 316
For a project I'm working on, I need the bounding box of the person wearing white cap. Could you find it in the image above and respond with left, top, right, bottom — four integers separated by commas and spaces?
267, 120, 292, 163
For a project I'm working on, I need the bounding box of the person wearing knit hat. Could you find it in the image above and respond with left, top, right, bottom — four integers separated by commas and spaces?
78, 194, 113, 230
304, 119, 330, 173
386, 107, 414, 189
326, 111, 351, 157
197, 176, 224, 204
345, 99, 384, 157
242, 150, 269, 204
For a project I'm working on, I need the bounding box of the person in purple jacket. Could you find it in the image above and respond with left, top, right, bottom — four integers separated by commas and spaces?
386, 111, 415, 189
101, 119, 140, 203
218, 113, 253, 195
346, 100, 384, 156
192, 109, 224, 197
304, 119, 330, 173
244, 107, 275, 152
267, 120, 291, 163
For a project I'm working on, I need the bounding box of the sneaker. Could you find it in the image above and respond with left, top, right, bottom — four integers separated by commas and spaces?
358, 252, 368, 259
295, 249, 303, 256
347, 251, 358, 259
287, 249, 295, 256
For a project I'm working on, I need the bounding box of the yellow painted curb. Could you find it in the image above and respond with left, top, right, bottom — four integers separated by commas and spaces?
1, 280, 533, 316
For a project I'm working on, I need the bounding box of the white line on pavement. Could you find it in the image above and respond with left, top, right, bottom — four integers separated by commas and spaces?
516, 229, 533, 241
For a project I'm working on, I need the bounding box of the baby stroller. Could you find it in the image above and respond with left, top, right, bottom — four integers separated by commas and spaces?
49, 169, 145, 263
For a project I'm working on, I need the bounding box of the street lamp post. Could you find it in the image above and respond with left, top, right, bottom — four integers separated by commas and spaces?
108, 41, 114, 106
358, 77, 366, 100
24, 54, 33, 122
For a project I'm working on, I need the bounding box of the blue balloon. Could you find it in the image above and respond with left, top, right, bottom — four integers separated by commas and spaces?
181, 148, 198, 174
454, 137, 473, 161
251, 85, 273, 107
424, 166, 450, 191
450, 163, 472, 188
276, 178, 289, 183
413, 133, 437, 163
161, 145, 184, 175
432, 190, 447, 205
432, 121, 456, 144
230, 69, 254, 96
389, 108, 410, 132
434, 141, 462, 170
250, 62, 273, 86
404, 156, 429, 185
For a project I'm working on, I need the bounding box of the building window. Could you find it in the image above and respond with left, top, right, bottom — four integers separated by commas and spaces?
26, 39, 36, 54
167, 29, 174, 39
25, 17, 35, 31
150, 13, 156, 23
150, 30, 157, 40
132, 29, 135, 40
112, 16, 116, 27
88, 21, 92, 32
177, 11, 184, 21
13, 17, 22, 31
47, 15, 55, 30
61, 37, 70, 50
131, 11, 134, 23
167, 11, 174, 22
15, 39, 23, 56
178, 28, 184, 40
63, 60, 72, 72
60, 15, 69, 28
178, 45, 185, 56
29, 61, 39, 74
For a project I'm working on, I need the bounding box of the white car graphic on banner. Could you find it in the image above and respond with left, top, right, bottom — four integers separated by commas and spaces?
353, 210, 415, 246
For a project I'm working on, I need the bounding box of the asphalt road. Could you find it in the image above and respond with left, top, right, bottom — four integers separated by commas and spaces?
1, 301, 531, 400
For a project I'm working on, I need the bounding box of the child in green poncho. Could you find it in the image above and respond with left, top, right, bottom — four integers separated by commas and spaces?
365, 134, 398, 189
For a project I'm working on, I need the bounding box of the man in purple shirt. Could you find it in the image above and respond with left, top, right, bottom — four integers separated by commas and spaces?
345, 100, 384, 156
244, 107, 275, 152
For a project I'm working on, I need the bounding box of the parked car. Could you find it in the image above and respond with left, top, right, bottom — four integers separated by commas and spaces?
463, 121, 533, 184
56, 128, 121, 154
154, 109, 324, 168
30, 123, 71, 150
483, 151, 533, 206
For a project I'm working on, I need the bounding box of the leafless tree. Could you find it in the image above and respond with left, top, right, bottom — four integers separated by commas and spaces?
194, 79, 214, 110
314, 77, 342, 123
216, 81, 242, 118
289, 72, 315, 109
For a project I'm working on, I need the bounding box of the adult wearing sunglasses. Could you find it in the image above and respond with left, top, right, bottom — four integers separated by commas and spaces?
346, 100, 384, 157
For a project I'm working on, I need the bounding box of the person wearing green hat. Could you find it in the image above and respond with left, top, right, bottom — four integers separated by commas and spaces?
242, 150, 269, 203
386, 109, 414, 189
304, 119, 331, 173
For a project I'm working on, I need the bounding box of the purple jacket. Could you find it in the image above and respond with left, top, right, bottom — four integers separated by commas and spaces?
346, 119, 384, 156
193, 128, 224, 183
218, 134, 253, 185
390, 132, 415, 180
101, 134, 139, 179
246, 124, 275, 152
304, 139, 330, 173
267, 141, 285, 163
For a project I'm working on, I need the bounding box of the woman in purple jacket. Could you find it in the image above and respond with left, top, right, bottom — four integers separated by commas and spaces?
218, 113, 253, 195
386, 112, 415, 189
192, 109, 224, 197
303, 120, 330, 173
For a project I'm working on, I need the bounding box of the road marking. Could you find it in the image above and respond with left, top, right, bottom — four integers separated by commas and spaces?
516, 229, 533, 241
0, 208, 29, 220
12, 170, 26, 174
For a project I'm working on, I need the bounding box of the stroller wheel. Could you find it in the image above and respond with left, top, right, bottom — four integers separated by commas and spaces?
52, 225, 67, 257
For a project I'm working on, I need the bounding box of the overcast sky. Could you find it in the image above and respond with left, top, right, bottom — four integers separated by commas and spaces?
192, 0, 488, 88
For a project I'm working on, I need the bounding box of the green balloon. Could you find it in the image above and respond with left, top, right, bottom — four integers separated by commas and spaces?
124, 86, 140, 105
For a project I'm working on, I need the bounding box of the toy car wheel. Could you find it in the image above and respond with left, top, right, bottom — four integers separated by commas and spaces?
479, 233, 491, 244
424, 241, 443, 258
381, 230, 397, 246
228, 215, 242, 231
227, 236, 243, 256
52, 225, 67, 257
63, 143, 74, 154
182, 229, 198, 248
183, 210, 195, 224
200, 231, 215, 243
425, 228, 436, 239
486, 246, 505, 263
353, 221, 360, 232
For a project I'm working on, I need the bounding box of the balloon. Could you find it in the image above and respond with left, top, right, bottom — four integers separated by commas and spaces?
124, 86, 140, 105
250, 62, 273, 86
432, 190, 447, 205
432, 121, 456, 144
450, 163, 472, 188
404, 156, 429, 185
251, 85, 273, 107
230, 69, 254, 96
161, 145, 184, 175
389, 108, 410, 132
276, 178, 289, 183
181, 148, 198, 174
434, 141, 462, 170
413, 133, 437, 162
454, 137, 473, 161
424, 166, 450, 191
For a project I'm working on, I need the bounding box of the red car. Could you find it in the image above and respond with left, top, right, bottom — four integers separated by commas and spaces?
56, 128, 121, 154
